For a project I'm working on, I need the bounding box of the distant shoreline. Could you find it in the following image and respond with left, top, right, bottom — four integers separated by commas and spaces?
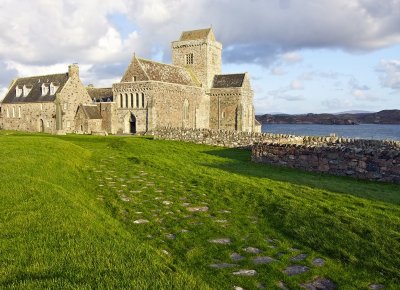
256, 109, 400, 125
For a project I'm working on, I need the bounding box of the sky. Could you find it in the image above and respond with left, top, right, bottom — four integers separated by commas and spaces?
0, 0, 399, 114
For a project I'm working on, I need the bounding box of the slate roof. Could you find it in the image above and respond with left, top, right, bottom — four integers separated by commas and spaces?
212, 74, 246, 88
81, 105, 102, 119
2, 73, 69, 103
137, 57, 197, 86
180, 28, 215, 41
87, 87, 113, 102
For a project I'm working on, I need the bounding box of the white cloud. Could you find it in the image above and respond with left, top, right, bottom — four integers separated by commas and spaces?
376, 59, 400, 90
281, 52, 303, 64
270, 67, 286, 75
290, 79, 304, 90
351, 89, 379, 101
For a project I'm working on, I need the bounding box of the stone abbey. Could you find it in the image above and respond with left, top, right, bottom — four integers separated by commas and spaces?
0, 28, 261, 134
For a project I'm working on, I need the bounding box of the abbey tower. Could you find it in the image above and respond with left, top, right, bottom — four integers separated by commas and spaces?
172, 28, 222, 90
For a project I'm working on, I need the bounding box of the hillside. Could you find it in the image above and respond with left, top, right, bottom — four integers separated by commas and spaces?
256, 110, 400, 125
1, 131, 399, 289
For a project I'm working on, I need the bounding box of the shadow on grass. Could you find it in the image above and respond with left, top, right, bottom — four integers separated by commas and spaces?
204, 148, 400, 205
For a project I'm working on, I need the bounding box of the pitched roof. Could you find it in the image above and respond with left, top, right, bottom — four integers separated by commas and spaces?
212, 74, 246, 88
180, 28, 215, 41
137, 57, 197, 86
2, 73, 69, 103
81, 105, 102, 119
87, 87, 113, 102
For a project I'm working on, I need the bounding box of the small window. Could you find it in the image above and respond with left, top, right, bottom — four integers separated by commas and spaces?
15, 86, 23, 97
6, 108, 9, 118
221, 111, 225, 119
12, 107, 15, 118
120, 94, 123, 108
136, 93, 139, 108
132, 76, 137, 82
125, 94, 129, 108
41, 84, 49, 96
185, 53, 193, 65
130, 93, 134, 108
141, 93, 145, 108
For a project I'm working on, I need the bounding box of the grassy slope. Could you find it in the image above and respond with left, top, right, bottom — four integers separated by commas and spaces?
1, 131, 399, 289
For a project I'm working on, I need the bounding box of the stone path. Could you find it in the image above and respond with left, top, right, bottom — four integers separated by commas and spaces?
89, 156, 355, 290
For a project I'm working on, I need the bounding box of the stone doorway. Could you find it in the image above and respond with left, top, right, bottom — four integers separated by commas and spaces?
39, 119, 45, 132
129, 113, 136, 134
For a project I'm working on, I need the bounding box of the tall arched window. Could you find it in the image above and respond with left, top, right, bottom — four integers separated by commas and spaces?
125, 93, 129, 108
130, 93, 134, 108
120, 94, 123, 108
141, 93, 145, 108
183, 99, 189, 121
136, 93, 139, 108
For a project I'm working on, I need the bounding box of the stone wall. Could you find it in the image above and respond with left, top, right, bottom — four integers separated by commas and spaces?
153, 127, 400, 183
252, 141, 400, 183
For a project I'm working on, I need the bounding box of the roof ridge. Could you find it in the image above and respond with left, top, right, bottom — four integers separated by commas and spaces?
15, 72, 68, 80
137, 57, 188, 70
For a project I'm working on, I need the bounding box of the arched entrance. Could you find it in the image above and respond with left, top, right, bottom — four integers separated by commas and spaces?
129, 114, 136, 134
39, 119, 45, 132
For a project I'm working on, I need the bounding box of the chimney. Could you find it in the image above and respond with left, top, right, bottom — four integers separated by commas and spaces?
68, 63, 79, 78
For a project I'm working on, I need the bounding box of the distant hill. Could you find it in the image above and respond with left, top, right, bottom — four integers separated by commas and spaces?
256, 110, 400, 125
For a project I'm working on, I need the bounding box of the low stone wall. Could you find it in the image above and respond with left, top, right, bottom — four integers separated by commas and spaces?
153, 127, 304, 148
252, 142, 400, 183
153, 127, 400, 183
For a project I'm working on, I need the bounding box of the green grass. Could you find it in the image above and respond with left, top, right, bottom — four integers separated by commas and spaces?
0, 131, 399, 289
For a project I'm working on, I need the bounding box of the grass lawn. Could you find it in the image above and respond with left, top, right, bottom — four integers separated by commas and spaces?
0, 131, 399, 289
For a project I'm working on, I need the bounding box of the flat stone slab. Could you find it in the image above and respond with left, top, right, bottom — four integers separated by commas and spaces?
291, 253, 308, 261
209, 263, 238, 269
234, 287, 245, 290
284, 265, 310, 276
369, 285, 385, 290
230, 253, 245, 261
301, 277, 337, 290
277, 281, 289, 290
166, 234, 176, 240
187, 206, 209, 212
244, 247, 262, 254
232, 269, 257, 276
312, 257, 325, 267
209, 238, 231, 244
120, 195, 131, 202
133, 219, 149, 224
253, 256, 275, 264
162, 201, 172, 205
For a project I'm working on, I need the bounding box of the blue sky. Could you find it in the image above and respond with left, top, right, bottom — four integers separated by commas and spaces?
0, 0, 399, 114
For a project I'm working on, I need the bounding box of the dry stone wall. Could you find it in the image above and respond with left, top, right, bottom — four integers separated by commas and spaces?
153, 128, 400, 183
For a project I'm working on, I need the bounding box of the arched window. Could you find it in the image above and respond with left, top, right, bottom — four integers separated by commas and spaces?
141, 93, 145, 108
136, 93, 139, 108
130, 93, 134, 108
125, 93, 129, 108
120, 94, 123, 108
18, 106, 21, 118
12, 107, 15, 118
183, 99, 189, 121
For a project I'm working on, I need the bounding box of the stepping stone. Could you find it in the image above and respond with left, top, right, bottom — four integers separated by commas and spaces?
244, 247, 262, 254
130, 190, 142, 193
284, 265, 310, 276
277, 281, 289, 290
301, 277, 337, 290
234, 287, 244, 290
230, 253, 245, 261
291, 253, 308, 261
312, 258, 325, 267
209, 263, 238, 269
219, 210, 231, 213
209, 238, 231, 244
133, 219, 149, 224
166, 233, 176, 240
187, 206, 209, 212
162, 201, 172, 205
99, 184, 104, 187
215, 219, 228, 223
253, 256, 275, 264
232, 269, 257, 276
120, 195, 131, 202
369, 285, 385, 290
